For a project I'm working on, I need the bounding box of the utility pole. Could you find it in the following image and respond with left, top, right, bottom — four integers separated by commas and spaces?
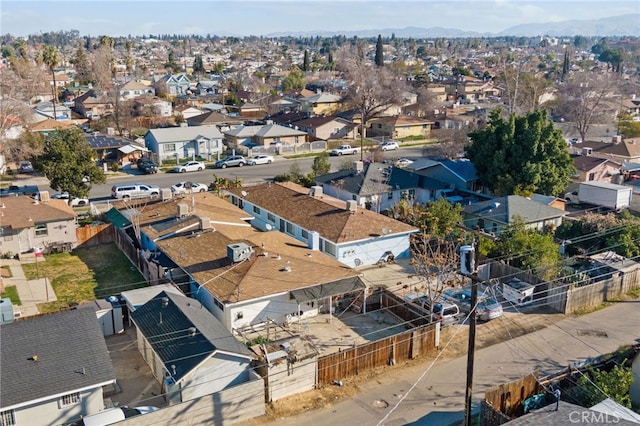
463, 236, 480, 426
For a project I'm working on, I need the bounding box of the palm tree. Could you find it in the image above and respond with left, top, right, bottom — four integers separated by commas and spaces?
42, 45, 60, 120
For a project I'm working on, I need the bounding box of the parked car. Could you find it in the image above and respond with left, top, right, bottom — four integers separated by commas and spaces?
138, 160, 158, 174
395, 158, 414, 168
215, 155, 246, 168
50, 192, 89, 207
111, 183, 160, 199
171, 181, 208, 194
173, 161, 205, 173
403, 292, 461, 326
442, 288, 503, 321
247, 155, 274, 165
18, 161, 34, 174
69, 405, 159, 426
380, 141, 399, 151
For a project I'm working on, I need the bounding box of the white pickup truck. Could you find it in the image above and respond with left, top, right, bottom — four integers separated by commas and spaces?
330, 144, 361, 156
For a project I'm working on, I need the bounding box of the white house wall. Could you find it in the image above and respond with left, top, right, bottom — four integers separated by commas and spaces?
13, 387, 104, 426
229, 293, 315, 331
179, 354, 253, 402
337, 234, 411, 268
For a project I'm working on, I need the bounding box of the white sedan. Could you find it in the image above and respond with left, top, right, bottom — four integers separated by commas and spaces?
381, 141, 400, 151
51, 192, 90, 207
395, 158, 414, 168
170, 181, 209, 195
173, 161, 205, 173
248, 155, 274, 165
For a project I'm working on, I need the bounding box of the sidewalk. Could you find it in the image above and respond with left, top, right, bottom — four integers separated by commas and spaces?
1, 258, 57, 317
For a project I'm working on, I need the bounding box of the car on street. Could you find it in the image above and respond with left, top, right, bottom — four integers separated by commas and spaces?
442, 288, 503, 321
50, 192, 90, 207
137, 160, 158, 174
173, 161, 205, 173
395, 158, 414, 168
215, 155, 246, 168
170, 181, 208, 194
247, 155, 274, 165
18, 161, 34, 174
380, 141, 399, 151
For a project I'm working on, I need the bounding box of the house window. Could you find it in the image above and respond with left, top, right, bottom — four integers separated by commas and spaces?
59, 392, 81, 408
267, 212, 275, 222
285, 222, 294, 235
294, 136, 300, 143
388, 192, 393, 200
301, 229, 309, 239
163, 144, 176, 152
252, 205, 261, 215
323, 240, 336, 256
34, 223, 48, 237
588, 173, 595, 180
352, 194, 357, 201
0, 410, 15, 426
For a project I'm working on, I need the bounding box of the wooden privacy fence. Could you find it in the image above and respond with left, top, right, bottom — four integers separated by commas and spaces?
564, 267, 640, 314
317, 322, 438, 386
76, 223, 115, 246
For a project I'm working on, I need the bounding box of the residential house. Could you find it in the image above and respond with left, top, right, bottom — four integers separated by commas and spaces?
119, 80, 156, 100
25, 118, 82, 136
620, 96, 640, 117
569, 137, 640, 164
131, 291, 259, 404
152, 74, 191, 97
444, 75, 499, 103
223, 123, 307, 154
174, 105, 204, 120
133, 95, 173, 117
462, 195, 568, 235
294, 115, 357, 140
145, 125, 224, 162
0, 195, 77, 255
570, 153, 622, 183
368, 115, 434, 140
32, 101, 72, 121
85, 133, 148, 165
315, 161, 435, 211
0, 309, 117, 426
186, 111, 244, 130
74, 89, 114, 120
226, 102, 267, 119
270, 97, 301, 113
268, 111, 309, 127
226, 181, 417, 267
299, 92, 342, 115
111, 194, 366, 333
411, 158, 478, 191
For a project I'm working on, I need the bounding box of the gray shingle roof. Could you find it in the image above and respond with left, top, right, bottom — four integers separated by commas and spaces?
131, 291, 253, 383
147, 126, 222, 143
0, 309, 116, 409
463, 195, 567, 224
315, 163, 420, 195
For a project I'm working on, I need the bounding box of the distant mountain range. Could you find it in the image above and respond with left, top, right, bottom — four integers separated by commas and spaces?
268, 14, 640, 38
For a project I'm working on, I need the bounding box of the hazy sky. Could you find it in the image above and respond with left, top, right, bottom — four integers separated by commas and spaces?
1, 0, 638, 37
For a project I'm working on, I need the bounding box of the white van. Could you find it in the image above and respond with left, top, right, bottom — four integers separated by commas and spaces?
111, 183, 160, 199
404, 292, 460, 326
70, 406, 158, 426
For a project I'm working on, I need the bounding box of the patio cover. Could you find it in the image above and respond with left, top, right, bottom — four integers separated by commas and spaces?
118, 144, 149, 154
290, 276, 366, 303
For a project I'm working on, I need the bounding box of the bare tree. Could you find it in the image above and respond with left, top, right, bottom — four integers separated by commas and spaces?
337, 45, 407, 160
555, 72, 618, 142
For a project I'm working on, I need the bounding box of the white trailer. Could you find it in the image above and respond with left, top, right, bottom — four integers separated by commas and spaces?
502, 278, 535, 306
564, 181, 632, 210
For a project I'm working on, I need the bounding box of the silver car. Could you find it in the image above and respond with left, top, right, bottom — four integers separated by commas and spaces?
442, 289, 503, 321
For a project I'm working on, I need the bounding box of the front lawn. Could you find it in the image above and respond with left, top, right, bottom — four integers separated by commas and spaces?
1, 285, 21, 305
22, 244, 146, 313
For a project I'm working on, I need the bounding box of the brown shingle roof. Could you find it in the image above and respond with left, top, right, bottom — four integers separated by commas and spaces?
227, 182, 417, 243
1, 196, 75, 229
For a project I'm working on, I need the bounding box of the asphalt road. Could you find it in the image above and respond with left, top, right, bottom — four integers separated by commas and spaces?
28, 146, 426, 200
257, 299, 640, 426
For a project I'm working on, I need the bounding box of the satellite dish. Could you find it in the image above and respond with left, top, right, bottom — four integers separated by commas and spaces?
265, 224, 273, 231
354, 258, 362, 267
381, 228, 390, 235
241, 190, 248, 197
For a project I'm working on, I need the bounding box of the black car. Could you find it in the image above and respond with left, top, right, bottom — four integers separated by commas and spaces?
138, 160, 158, 174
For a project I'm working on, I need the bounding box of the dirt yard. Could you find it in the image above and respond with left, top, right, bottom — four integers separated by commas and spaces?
249, 309, 566, 423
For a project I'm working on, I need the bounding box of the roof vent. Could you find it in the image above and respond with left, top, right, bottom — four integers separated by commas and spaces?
309, 185, 323, 197
161, 297, 169, 307
346, 200, 357, 212
227, 242, 254, 262
188, 327, 197, 337
39, 191, 50, 202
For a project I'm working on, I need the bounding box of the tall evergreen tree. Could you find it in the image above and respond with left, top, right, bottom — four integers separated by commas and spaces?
561, 49, 570, 81
302, 49, 310, 72
374, 34, 384, 67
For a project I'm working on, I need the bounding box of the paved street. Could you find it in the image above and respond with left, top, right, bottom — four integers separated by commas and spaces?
256, 299, 640, 426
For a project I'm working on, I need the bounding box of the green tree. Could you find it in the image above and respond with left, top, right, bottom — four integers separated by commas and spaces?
39, 128, 106, 199
618, 113, 640, 138
483, 218, 561, 280
71, 41, 91, 84
42, 45, 60, 120
193, 54, 205, 77
302, 50, 310, 72
311, 152, 330, 176
374, 34, 384, 67
466, 109, 575, 196
281, 66, 305, 91
570, 363, 633, 409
